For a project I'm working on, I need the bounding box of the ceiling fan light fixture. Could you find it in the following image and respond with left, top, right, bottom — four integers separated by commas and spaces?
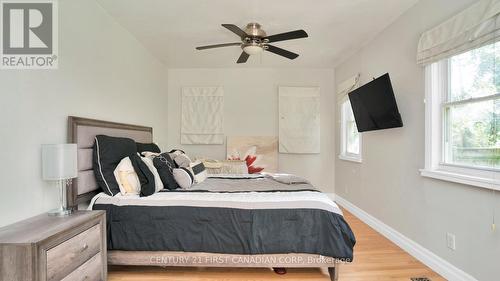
243, 45, 263, 55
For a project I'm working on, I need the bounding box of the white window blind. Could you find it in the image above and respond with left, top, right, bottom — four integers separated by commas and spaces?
279, 86, 320, 154
181, 86, 224, 144
337, 74, 360, 98
417, 0, 500, 65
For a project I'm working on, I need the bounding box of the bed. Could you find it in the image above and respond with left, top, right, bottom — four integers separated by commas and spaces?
67, 116, 355, 281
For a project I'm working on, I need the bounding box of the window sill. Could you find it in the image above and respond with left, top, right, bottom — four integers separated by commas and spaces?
420, 168, 500, 191
339, 154, 362, 163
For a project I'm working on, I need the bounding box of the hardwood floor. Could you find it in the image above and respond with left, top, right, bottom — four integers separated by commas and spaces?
339, 210, 445, 281
108, 209, 445, 281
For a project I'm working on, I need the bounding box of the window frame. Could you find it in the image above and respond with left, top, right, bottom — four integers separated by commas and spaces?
421, 59, 500, 191
339, 96, 362, 163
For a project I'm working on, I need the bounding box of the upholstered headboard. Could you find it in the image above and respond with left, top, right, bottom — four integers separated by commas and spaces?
67, 116, 153, 209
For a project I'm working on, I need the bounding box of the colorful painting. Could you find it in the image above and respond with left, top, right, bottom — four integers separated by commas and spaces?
226, 136, 278, 174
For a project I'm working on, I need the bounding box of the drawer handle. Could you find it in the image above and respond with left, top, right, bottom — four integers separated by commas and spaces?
81, 243, 88, 252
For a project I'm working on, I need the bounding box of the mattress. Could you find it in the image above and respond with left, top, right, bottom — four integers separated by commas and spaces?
90, 177, 356, 260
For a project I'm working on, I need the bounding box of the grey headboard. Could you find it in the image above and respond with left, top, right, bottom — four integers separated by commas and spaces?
67, 116, 153, 209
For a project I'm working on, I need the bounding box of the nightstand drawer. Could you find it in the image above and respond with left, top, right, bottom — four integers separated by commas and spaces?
47, 223, 102, 281
61, 253, 102, 281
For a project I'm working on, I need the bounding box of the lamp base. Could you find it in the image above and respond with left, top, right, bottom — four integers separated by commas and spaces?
48, 179, 74, 216
48, 207, 73, 216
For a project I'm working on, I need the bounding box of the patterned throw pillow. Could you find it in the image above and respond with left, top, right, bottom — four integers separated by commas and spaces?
153, 153, 180, 190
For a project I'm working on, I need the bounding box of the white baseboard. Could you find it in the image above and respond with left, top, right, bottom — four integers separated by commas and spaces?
333, 194, 477, 281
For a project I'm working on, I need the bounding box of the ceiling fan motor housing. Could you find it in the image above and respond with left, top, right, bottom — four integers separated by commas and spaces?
244, 23, 267, 38
241, 23, 269, 53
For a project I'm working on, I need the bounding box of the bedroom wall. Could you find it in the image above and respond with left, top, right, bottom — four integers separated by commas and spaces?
0, 0, 168, 227
334, 0, 498, 280
166, 68, 335, 193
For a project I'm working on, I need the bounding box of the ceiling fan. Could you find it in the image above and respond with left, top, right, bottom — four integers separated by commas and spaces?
195, 23, 308, 64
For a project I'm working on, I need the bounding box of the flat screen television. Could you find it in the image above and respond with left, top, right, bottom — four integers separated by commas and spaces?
348, 73, 403, 132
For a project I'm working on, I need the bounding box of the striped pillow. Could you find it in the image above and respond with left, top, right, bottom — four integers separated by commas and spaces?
190, 161, 207, 184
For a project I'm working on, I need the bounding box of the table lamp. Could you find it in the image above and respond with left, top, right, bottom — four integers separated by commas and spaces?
42, 144, 77, 216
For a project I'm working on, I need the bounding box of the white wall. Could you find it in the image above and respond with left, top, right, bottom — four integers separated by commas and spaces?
335, 0, 499, 280
167, 68, 335, 193
0, 0, 168, 227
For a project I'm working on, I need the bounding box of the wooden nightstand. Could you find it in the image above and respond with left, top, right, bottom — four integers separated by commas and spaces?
0, 210, 106, 281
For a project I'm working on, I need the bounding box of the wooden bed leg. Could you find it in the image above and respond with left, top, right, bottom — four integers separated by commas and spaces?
328, 264, 339, 281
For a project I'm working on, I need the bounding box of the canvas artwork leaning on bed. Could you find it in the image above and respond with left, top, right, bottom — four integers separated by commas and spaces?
69, 117, 355, 281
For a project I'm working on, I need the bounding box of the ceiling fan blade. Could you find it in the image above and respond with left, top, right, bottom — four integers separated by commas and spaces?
263, 30, 308, 43
237, 52, 249, 63
222, 24, 248, 39
265, 45, 299, 60
196, 43, 241, 50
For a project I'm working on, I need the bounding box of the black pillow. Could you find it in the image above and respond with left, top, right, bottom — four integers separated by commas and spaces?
93, 135, 136, 196
137, 142, 161, 153
153, 153, 180, 190
130, 154, 156, 197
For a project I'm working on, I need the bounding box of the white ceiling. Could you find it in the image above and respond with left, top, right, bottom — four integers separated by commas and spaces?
96, 0, 418, 68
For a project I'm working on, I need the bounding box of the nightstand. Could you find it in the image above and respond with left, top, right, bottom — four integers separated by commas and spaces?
0, 210, 107, 281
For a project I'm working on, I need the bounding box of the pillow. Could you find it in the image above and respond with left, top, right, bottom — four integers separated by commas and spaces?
190, 160, 208, 184
113, 157, 141, 195
140, 155, 164, 192
153, 153, 180, 190
173, 153, 192, 168
173, 167, 194, 189
167, 149, 192, 168
93, 135, 136, 196
136, 142, 161, 153
129, 154, 156, 197
203, 159, 223, 174
221, 160, 248, 174
168, 149, 185, 162
141, 151, 160, 159
169, 149, 185, 155
265, 173, 311, 185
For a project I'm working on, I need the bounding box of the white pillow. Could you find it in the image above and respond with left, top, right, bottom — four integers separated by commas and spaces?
173, 153, 192, 168
140, 156, 164, 192
114, 157, 140, 195
264, 173, 310, 185
173, 167, 194, 189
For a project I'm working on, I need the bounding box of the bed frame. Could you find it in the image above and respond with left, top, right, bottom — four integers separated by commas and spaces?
67, 116, 339, 281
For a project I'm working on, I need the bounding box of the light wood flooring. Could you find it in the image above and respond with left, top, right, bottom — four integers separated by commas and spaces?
108, 209, 445, 281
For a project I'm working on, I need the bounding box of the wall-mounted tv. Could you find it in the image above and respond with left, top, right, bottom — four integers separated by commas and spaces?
348, 73, 403, 132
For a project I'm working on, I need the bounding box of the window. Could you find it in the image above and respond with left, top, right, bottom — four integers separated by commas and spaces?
340, 98, 362, 162
422, 42, 500, 189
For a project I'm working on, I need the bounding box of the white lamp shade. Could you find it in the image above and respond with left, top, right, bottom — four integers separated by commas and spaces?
243, 45, 263, 55
42, 144, 78, 180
